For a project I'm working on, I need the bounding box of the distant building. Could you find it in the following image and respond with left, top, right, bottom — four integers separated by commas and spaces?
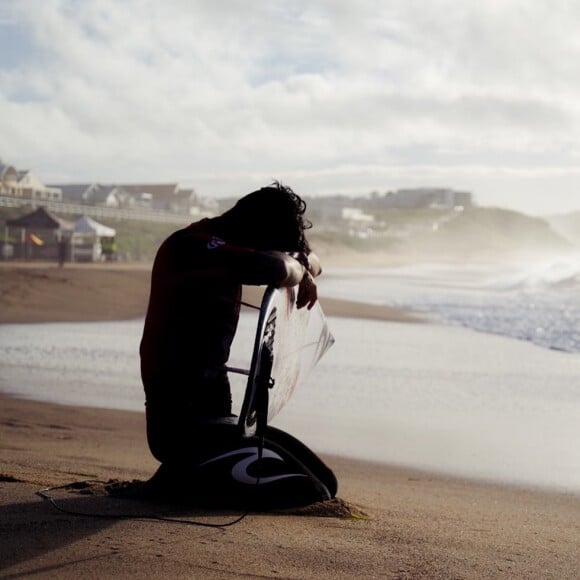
17, 170, 62, 201
49, 183, 123, 207
342, 207, 374, 223
51, 183, 98, 204
303, 195, 357, 225
118, 183, 179, 210
91, 185, 123, 207
116, 183, 199, 214
0, 163, 20, 196
377, 188, 472, 209
49, 182, 201, 214
1, 162, 62, 201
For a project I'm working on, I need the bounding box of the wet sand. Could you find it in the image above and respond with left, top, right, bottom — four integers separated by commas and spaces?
1, 261, 579, 578
0, 261, 421, 324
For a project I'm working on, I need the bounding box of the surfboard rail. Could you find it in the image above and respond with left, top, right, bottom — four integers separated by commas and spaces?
237, 285, 334, 439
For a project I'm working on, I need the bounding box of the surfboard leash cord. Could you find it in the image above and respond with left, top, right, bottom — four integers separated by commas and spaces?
35, 480, 249, 529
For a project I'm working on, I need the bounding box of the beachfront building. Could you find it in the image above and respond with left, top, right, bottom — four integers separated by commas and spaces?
1, 162, 62, 201
49, 183, 124, 207
90, 185, 123, 208
50, 182, 203, 215
118, 183, 180, 210
17, 170, 62, 202
117, 183, 200, 214
51, 183, 100, 205
0, 163, 20, 196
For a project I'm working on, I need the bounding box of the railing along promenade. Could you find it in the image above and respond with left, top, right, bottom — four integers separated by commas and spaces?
0, 195, 204, 225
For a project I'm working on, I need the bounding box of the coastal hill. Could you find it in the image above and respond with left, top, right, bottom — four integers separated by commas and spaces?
396, 206, 573, 259
310, 206, 575, 264
547, 210, 580, 246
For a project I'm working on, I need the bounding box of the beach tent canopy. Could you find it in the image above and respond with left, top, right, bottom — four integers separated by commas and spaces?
6, 207, 74, 231
73, 215, 116, 237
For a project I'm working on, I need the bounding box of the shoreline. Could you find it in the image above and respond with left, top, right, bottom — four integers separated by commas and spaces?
1, 391, 576, 500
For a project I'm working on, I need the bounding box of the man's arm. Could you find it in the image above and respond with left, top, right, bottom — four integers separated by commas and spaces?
307, 252, 322, 277
178, 230, 321, 306
234, 248, 321, 310
292, 251, 322, 278
237, 250, 306, 288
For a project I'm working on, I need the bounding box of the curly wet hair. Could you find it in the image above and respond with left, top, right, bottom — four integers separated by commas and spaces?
218, 181, 312, 253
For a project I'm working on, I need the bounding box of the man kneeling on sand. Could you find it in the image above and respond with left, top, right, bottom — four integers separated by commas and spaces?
137, 182, 337, 509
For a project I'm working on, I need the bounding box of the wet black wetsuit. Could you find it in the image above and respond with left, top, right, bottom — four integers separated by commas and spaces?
140, 219, 338, 507
140, 219, 242, 463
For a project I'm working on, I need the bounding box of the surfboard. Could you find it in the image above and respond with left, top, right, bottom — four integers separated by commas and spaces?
237, 285, 335, 439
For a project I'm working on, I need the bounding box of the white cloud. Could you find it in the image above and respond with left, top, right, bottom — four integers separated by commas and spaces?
1, 0, 580, 214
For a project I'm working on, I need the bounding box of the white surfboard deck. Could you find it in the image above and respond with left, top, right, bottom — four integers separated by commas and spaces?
238, 285, 334, 439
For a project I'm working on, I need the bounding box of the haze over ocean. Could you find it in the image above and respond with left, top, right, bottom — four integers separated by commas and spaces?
319, 258, 580, 353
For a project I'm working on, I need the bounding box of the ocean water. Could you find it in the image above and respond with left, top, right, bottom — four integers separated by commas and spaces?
319, 255, 580, 353
1, 261, 579, 494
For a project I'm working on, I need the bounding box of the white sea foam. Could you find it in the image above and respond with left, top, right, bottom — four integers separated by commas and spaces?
485, 256, 580, 291
320, 258, 580, 353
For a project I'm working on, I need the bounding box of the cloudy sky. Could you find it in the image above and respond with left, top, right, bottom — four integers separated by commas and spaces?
1, 0, 580, 215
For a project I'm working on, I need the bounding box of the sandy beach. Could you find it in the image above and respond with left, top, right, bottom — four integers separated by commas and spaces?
0, 261, 421, 325
1, 261, 579, 579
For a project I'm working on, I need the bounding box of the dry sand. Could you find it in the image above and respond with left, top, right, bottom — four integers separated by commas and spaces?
1, 261, 579, 579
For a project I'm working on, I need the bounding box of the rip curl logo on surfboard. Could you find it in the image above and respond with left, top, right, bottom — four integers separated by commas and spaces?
200, 446, 307, 485
207, 236, 226, 250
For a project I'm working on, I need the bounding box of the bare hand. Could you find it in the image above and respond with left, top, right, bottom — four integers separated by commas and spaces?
296, 272, 318, 310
